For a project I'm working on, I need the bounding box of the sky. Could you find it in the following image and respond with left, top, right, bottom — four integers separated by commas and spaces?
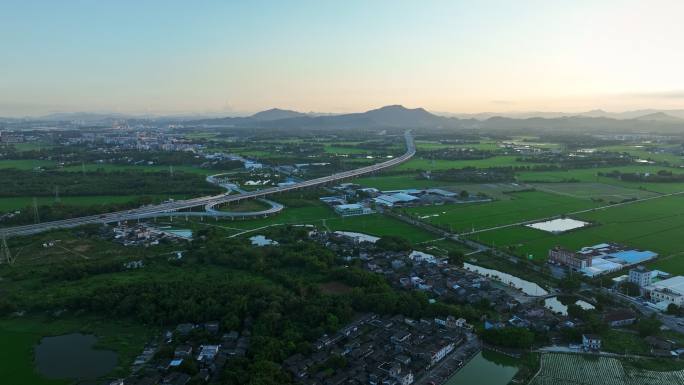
1, 0, 684, 117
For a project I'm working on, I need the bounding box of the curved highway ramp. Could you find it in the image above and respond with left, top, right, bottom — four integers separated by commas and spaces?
1, 131, 415, 238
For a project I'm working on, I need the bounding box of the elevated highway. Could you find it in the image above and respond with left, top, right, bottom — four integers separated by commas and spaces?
1, 131, 415, 238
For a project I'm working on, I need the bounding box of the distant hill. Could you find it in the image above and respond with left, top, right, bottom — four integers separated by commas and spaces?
634, 112, 682, 122
250, 108, 307, 121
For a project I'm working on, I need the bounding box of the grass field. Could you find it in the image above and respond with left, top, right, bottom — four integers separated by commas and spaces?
195, 200, 441, 243
404, 191, 599, 234
0, 317, 151, 385
216, 199, 272, 212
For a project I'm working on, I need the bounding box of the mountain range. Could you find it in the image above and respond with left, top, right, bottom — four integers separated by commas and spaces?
5, 105, 684, 133
189, 105, 684, 133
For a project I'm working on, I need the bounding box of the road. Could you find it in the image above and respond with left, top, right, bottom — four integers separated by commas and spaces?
1, 131, 415, 238
606, 288, 684, 334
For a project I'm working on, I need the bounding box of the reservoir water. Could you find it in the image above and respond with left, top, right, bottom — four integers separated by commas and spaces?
445, 351, 519, 385
34, 333, 117, 380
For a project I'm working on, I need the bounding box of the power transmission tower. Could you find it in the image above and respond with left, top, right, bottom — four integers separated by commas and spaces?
1, 232, 13, 265
32, 197, 40, 223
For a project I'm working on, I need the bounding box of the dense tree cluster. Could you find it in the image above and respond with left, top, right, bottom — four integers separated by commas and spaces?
482, 327, 535, 349
6, 227, 472, 384
600, 169, 684, 183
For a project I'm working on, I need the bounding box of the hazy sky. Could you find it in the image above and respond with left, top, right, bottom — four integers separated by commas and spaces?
2, 0, 684, 116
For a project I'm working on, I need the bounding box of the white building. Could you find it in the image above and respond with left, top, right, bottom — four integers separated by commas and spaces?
333, 203, 372, 217
244, 161, 263, 170
629, 266, 652, 287
373, 193, 419, 207
582, 334, 602, 351
645, 276, 684, 308
430, 342, 455, 365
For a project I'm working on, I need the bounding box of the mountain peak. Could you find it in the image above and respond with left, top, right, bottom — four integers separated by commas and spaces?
634, 112, 681, 121
250, 108, 306, 121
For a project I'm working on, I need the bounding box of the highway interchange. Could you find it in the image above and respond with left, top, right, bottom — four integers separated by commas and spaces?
1, 131, 415, 238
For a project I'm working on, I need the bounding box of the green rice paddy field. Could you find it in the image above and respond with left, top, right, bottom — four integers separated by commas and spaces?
404, 191, 600, 233
472, 194, 684, 273
396, 155, 527, 171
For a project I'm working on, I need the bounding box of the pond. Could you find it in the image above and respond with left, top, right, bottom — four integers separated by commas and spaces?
445, 351, 519, 385
34, 333, 117, 380
544, 296, 595, 316
463, 263, 549, 296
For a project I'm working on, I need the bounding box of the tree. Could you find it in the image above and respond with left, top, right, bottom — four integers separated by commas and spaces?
637, 316, 662, 337
619, 282, 641, 297
375, 236, 411, 252
447, 250, 464, 266
666, 303, 682, 316
482, 328, 535, 350
567, 304, 586, 319
559, 275, 581, 292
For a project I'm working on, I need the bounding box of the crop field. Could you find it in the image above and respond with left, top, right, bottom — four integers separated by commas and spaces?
8, 142, 56, 152
473, 194, 684, 271
0, 159, 56, 170
599, 144, 684, 166
352, 173, 446, 190
0, 194, 188, 213
59, 163, 224, 176
404, 191, 599, 234
531, 182, 658, 201
396, 155, 526, 171
517, 165, 684, 192
529, 353, 684, 385
414, 140, 500, 151
323, 145, 370, 154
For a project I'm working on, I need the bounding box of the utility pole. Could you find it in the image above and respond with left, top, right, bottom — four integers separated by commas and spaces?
1, 232, 13, 265
169, 165, 174, 177
32, 197, 40, 223
54, 185, 60, 203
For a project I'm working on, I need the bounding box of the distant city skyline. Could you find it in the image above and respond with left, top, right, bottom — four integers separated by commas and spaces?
2, 0, 683, 117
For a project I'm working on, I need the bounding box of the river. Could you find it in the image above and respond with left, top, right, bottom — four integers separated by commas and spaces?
463, 263, 549, 296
